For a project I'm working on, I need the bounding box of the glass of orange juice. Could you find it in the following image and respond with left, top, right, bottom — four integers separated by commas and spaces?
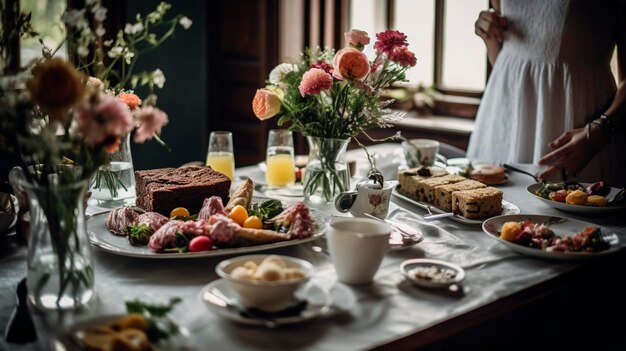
265, 129, 295, 188
206, 131, 235, 181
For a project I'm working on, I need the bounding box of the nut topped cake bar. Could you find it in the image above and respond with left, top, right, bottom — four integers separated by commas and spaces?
452, 187, 503, 219
418, 175, 467, 203
397, 167, 448, 199
433, 179, 486, 211
135, 166, 231, 215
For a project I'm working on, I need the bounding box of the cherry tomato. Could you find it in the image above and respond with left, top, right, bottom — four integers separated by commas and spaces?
229, 205, 248, 226
552, 189, 568, 203
243, 215, 263, 229
170, 207, 190, 218
189, 236, 213, 252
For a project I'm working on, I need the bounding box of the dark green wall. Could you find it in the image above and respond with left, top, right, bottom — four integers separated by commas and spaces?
126, 0, 208, 170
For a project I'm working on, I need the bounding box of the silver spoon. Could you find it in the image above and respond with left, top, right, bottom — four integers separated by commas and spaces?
503, 164, 540, 183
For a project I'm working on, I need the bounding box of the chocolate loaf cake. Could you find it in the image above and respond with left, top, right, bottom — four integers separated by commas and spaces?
135, 166, 231, 216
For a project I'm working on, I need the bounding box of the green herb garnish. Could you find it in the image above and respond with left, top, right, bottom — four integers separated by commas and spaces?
126, 297, 182, 342
126, 223, 153, 245
249, 199, 284, 222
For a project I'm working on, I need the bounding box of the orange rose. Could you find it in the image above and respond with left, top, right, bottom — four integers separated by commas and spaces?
118, 93, 142, 110
332, 48, 370, 81
26, 58, 85, 123
252, 89, 282, 120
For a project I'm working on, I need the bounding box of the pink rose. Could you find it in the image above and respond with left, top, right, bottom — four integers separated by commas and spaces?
76, 94, 134, 151
252, 88, 282, 120
298, 68, 333, 96
344, 29, 370, 51
332, 48, 370, 81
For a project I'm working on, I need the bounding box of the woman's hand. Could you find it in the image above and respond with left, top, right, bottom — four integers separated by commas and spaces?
475, 9, 508, 43
538, 127, 597, 180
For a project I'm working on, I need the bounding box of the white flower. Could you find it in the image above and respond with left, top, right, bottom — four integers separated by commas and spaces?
124, 22, 144, 35
103, 39, 113, 47
91, 4, 108, 22
152, 69, 166, 88
123, 51, 135, 64
62, 9, 88, 29
95, 26, 106, 37
85, 0, 97, 5
179, 16, 192, 29
77, 46, 89, 57
269, 63, 298, 85
108, 46, 123, 58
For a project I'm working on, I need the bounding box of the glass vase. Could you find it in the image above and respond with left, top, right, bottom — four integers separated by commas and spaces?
10, 167, 95, 311
89, 133, 136, 207
303, 136, 351, 204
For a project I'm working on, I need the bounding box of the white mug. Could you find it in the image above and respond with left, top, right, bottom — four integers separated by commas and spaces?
326, 218, 391, 284
402, 139, 440, 168
334, 181, 394, 219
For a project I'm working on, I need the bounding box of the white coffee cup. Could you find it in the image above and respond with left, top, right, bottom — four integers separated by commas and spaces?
402, 139, 440, 167
326, 218, 392, 284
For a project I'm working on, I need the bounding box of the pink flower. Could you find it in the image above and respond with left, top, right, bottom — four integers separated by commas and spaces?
298, 68, 333, 96
252, 89, 282, 120
133, 106, 169, 143
344, 29, 370, 51
76, 94, 134, 151
374, 30, 408, 55
310, 61, 334, 76
389, 45, 417, 67
332, 48, 370, 81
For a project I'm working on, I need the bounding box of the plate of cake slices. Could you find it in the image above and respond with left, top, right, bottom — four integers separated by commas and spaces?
394, 166, 519, 224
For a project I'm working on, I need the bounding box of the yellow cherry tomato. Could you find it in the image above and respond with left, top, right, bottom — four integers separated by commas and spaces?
243, 215, 263, 229
229, 205, 248, 226
170, 207, 190, 218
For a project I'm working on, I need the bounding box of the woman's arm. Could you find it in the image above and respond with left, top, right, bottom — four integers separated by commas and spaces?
538, 6, 626, 180
475, 0, 507, 65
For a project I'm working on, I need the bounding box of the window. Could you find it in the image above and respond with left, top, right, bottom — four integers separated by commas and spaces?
20, 0, 67, 65
350, 0, 489, 117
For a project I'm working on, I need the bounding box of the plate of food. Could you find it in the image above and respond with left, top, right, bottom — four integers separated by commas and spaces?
55, 298, 189, 350
482, 214, 623, 260
87, 176, 328, 259
527, 181, 625, 214
395, 166, 519, 225
446, 159, 508, 185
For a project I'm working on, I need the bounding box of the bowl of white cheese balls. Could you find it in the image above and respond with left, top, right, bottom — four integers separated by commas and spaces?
215, 254, 315, 311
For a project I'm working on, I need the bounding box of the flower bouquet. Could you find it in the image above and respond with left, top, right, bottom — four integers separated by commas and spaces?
253, 29, 417, 203
0, 1, 189, 310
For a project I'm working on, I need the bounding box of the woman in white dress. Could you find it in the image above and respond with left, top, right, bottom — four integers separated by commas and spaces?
468, 0, 626, 187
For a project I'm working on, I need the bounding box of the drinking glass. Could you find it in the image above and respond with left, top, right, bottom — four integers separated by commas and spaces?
206, 131, 235, 181
265, 129, 296, 188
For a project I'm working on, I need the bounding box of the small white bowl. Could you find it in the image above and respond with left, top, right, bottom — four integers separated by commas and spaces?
215, 254, 315, 311
400, 258, 465, 289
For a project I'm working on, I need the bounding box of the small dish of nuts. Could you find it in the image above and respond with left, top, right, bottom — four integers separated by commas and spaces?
400, 258, 465, 289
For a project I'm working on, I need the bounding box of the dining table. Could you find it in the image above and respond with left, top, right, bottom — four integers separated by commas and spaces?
1, 142, 625, 351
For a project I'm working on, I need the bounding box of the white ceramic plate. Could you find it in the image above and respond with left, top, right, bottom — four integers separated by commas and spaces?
400, 258, 465, 289
200, 278, 332, 326
54, 314, 191, 351
391, 186, 520, 225
482, 214, 623, 261
87, 208, 329, 259
527, 182, 626, 214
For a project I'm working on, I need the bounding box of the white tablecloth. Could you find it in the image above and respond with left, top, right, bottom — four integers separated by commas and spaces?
1, 143, 625, 351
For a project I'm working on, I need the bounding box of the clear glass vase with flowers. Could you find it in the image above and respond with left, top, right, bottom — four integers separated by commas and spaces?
0, 1, 189, 310
253, 29, 417, 203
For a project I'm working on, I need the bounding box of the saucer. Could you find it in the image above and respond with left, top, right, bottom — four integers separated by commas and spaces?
200, 279, 332, 326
